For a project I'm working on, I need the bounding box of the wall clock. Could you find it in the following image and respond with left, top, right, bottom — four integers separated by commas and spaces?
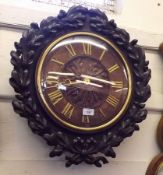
157, 116, 163, 151
146, 154, 163, 175
10, 6, 151, 167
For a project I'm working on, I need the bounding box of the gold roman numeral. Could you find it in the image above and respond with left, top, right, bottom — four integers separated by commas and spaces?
83, 43, 92, 55
99, 49, 106, 61
112, 81, 123, 89
51, 56, 64, 65
106, 95, 119, 108
108, 64, 119, 73
65, 44, 76, 56
46, 74, 58, 85
48, 90, 63, 106
62, 103, 74, 119
82, 115, 90, 123
99, 108, 106, 117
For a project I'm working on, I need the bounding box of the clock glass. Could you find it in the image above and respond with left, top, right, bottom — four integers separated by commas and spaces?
35, 32, 132, 132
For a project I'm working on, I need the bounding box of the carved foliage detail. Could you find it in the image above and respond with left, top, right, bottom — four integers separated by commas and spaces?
9, 6, 151, 167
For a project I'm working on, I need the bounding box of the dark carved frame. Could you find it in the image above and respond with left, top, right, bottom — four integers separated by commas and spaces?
9, 6, 151, 167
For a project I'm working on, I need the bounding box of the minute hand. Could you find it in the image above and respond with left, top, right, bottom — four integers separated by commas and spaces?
81, 74, 116, 85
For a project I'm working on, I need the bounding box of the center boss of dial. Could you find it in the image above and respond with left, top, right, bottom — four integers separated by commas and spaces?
61, 56, 110, 108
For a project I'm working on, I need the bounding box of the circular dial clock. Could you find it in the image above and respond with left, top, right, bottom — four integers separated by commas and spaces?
36, 32, 132, 132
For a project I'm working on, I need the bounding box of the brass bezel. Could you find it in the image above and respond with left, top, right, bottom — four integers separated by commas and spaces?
35, 32, 133, 132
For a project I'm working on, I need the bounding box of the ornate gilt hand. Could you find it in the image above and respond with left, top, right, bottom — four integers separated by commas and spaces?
45, 71, 116, 89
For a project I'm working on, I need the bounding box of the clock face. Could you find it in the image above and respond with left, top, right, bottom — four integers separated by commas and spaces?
35, 32, 132, 132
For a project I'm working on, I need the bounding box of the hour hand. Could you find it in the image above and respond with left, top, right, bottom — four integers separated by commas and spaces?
47, 71, 75, 77
45, 71, 75, 85
81, 74, 116, 86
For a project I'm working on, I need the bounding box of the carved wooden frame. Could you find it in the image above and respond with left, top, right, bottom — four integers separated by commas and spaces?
157, 116, 163, 151
9, 6, 151, 167
146, 154, 163, 175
